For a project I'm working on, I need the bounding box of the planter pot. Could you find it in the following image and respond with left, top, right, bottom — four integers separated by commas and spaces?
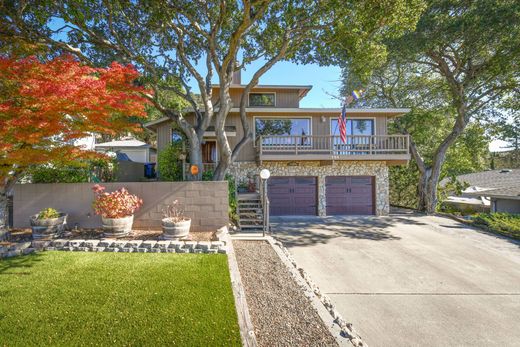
30, 213, 67, 239
102, 215, 134, 237
162, 218, 191, 240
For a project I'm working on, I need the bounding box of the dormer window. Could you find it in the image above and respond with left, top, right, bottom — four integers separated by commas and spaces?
249, 93, 275, 107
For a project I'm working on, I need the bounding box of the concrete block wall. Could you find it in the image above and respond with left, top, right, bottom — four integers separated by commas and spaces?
13, 182, 228, 232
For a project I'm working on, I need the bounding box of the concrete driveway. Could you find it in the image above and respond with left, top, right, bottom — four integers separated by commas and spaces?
271, 211, 520, 347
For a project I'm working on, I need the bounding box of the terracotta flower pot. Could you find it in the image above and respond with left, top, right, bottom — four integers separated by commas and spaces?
102, 215, 134, 237
30, 213, 67, 239
162, 218, 191, 239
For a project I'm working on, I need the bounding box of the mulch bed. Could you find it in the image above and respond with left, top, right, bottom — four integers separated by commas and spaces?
7, 228, 215, 242
233, 240, 338, 347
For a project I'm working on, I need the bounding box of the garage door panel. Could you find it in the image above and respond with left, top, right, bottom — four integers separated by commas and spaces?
326, 176, 374, 215
268, 176, 317, 216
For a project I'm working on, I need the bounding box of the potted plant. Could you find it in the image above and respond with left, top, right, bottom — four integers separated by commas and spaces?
161, 200, 191, 239
92, 184, 143, 237
30, 208, 67, 239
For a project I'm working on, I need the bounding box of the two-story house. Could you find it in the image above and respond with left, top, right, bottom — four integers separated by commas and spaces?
145, 72, 410, 218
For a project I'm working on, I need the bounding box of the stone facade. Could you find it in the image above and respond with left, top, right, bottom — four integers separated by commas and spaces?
228, 161, 389, 216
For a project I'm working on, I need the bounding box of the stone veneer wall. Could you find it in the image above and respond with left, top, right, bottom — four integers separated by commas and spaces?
228, 161, 389, 216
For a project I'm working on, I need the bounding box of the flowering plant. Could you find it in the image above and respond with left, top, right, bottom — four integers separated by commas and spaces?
162, 200, 189, 223
92, 184, 143, 218
37, 207, 61, 220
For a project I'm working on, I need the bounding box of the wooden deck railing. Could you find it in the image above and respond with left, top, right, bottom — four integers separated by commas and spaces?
256, 134, 410, 160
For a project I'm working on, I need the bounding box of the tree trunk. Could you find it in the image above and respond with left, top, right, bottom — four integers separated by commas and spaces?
213, 80, 233, 181
0, 189, 8, 233
0, 175, 18, 234
417, 167, 431, 212
214, 110, 232, 180
186, 133, 203, 181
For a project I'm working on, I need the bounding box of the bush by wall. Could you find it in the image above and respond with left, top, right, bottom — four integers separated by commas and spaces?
28, 159, 117, 183
157, 143, 183, 181
472, 213, 520, 241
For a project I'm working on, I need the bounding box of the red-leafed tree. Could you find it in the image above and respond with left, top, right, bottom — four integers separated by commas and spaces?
0, 55, 149, 230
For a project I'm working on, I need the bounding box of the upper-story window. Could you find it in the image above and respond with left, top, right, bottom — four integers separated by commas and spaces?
249, 93, 276, 107
255, 117, 311, 145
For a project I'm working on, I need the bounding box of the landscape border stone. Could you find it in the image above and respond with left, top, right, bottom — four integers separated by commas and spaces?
0, 226, 231, 258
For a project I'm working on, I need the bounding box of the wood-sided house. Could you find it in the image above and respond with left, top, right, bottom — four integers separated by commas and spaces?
145, 72, 410, 217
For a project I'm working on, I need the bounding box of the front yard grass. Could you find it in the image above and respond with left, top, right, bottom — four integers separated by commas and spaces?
0, 252, 241, 346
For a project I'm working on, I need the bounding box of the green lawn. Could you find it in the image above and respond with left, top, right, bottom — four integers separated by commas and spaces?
0, 252, 241, 346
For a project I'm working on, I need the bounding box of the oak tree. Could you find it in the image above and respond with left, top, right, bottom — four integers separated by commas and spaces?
2, 0, 424, 180
346, 0, 520, 213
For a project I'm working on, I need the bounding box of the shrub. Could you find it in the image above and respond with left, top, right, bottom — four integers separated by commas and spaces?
472, 213, 520, 240
37, 208, 60, 220
28, 159, 117, 183
91, 184, 143, 218
157, 143, 183, 181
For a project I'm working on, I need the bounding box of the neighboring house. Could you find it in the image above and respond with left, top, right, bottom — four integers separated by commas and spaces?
444, 169, 520, 214
95, 138, 156, 163
145, 72, 411, 216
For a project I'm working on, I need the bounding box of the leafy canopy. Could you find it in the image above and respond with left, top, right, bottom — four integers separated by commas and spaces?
0, 55, 149, 187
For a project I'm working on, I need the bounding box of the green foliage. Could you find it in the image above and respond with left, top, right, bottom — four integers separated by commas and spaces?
0, 252, 241, 346
345, 0, 519, 212
472, 213, 520, 241
225, 174, 238, 225
201, 170, 214, 181
389, 164, 420, 208
157, 143, 183, 181
28, 159, 117, 183
37, 208, 60, 220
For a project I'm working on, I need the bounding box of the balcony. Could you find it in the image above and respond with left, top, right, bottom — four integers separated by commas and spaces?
256, 135, 410, 163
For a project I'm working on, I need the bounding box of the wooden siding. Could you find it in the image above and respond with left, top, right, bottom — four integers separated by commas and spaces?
154, 111, 394, 163
231, 112, 389, 162
211, 88, 300, 108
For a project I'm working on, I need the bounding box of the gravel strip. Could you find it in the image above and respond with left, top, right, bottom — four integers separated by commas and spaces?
233, 240, 338, 347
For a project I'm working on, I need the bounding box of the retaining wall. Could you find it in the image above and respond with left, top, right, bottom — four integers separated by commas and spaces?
13, 182, 228, 232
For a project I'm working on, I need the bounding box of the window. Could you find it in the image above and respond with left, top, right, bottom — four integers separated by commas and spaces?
330, 118, 374, 154
255, 118, 311, 145
249, 93, 275, 107
330, 119, 374, 136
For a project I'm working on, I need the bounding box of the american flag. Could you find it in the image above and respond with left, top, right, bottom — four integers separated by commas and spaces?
338, 103, 347, 143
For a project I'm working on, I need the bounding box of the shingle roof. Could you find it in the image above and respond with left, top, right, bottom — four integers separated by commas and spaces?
95, 139, 150, 148
465, 186, 520, 200
446, 169, 520, 190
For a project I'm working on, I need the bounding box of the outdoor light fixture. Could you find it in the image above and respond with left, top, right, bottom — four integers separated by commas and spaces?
260, 169, 271, 180
259, 168, 271, 236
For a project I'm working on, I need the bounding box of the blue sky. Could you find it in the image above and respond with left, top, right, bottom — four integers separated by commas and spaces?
189, 59, 343, 108
236, 62, 343, 108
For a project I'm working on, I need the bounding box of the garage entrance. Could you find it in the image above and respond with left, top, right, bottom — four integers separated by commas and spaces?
268, 176, 317, 216
326, 176, 374, 215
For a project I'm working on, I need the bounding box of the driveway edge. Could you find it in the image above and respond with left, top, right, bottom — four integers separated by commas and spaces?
267, 236, 366, 347
225, 232, 258, 347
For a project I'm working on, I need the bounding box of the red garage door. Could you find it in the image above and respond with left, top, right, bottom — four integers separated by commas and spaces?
326, 176, 374, 215
268, 176, 317, 216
